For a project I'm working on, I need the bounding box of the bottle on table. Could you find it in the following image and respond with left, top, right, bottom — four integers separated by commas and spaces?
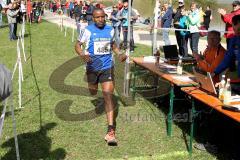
223, 78, 231, 105
218, 75, 226, 101
177, 56, 183, 75
154, 49, 160, 66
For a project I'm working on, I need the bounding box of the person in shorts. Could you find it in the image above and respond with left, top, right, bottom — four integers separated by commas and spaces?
75, 8, 127, 146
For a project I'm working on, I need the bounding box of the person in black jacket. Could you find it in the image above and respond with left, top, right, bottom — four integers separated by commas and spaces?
173, 0, 185, 55
203, 5, 212, 30
85, 0, 94, 25
73, 1, 82, 23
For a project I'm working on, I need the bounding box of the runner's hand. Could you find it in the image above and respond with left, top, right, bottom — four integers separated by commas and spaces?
79, 54, 91, 63
118, 54, 127, 62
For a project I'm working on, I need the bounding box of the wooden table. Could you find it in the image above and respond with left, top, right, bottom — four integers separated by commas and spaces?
181, 87, 240, 155
166, 59, 196, 65
132, 57, 198, 138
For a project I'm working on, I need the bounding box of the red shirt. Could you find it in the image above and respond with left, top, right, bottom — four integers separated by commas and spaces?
65, 2, 69, 8
221, 9, 240, 38
27, 0, 32, 15
117, 3, 123, 10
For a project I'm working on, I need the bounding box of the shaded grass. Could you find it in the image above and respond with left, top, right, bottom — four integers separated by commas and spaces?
0, 20, 219, 159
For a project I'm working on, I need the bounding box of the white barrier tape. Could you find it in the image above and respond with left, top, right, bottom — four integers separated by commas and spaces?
133, 26, 234, 34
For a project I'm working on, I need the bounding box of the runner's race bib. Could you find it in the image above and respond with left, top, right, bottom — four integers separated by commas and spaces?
94, 41, 111, 55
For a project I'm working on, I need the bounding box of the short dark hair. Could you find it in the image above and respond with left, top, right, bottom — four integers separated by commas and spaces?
232, 14, 240, 25
93, 8, 105, 16
209, 30, 221, 37
232, 0, 240, 6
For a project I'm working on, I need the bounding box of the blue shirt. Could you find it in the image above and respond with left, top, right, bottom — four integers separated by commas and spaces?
119, 8, 137, 27
78, 24, 114, 71
179, 16, 188, 37
121, 8, 128, 27
214, 36, 240, 77
161, 6, 173, 28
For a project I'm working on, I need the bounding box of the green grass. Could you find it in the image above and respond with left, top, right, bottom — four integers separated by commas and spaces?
0, 20, 224, 160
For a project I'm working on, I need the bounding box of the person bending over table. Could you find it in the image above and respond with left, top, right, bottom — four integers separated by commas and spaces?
192, 30, 226, 82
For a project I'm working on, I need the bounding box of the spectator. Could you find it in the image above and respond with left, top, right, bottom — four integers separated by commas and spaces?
20, 0, 26, 22
161, 2, 173, 45
218, 0, 240, 71
73, 1, 82, 23
193, 30, 226, 82
65, 0, 70, 16
186, 2, 200, 54
49, 2, 53, 12
203, 5, 212, 30
110, 5, 121, 48
7, 3, 19, 40
218, 0, 240, 49
176, 7, 189, 57
69, 0, 74, 18
117, 0, 123, 11
95, 0, 104, 9
198, 6, 205, 25
173, 0, 187, 55
214, 15, 240, 78
26, 0, 32, 22
118, 1, 137, 52
77, 19, 87, 37
85, 0, 95, 25
81, 1, 87, 20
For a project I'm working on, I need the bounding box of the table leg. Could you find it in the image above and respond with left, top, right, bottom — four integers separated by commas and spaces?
189, 98, 196, 156
131, 63, 137, 100
167, 84, 174, 136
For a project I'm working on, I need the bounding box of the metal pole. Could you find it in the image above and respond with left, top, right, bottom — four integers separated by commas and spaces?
152, 0, 160, 55
123, 0, 132, 96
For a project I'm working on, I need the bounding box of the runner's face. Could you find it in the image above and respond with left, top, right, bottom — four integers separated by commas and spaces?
93, 10, 106, 28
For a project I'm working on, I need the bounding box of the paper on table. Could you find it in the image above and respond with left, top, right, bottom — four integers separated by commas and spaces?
230, 95, 240, 103
143, 56, 155, 63
172, 75, 193, 82
231, 104, 240, 110
143, 56, 164, 63
159, 63, 176, 69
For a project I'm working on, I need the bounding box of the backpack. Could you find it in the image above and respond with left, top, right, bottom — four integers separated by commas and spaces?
0, 64, 12, 102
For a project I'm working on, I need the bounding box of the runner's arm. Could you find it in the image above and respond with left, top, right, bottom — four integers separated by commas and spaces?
75, 41, 91, 63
